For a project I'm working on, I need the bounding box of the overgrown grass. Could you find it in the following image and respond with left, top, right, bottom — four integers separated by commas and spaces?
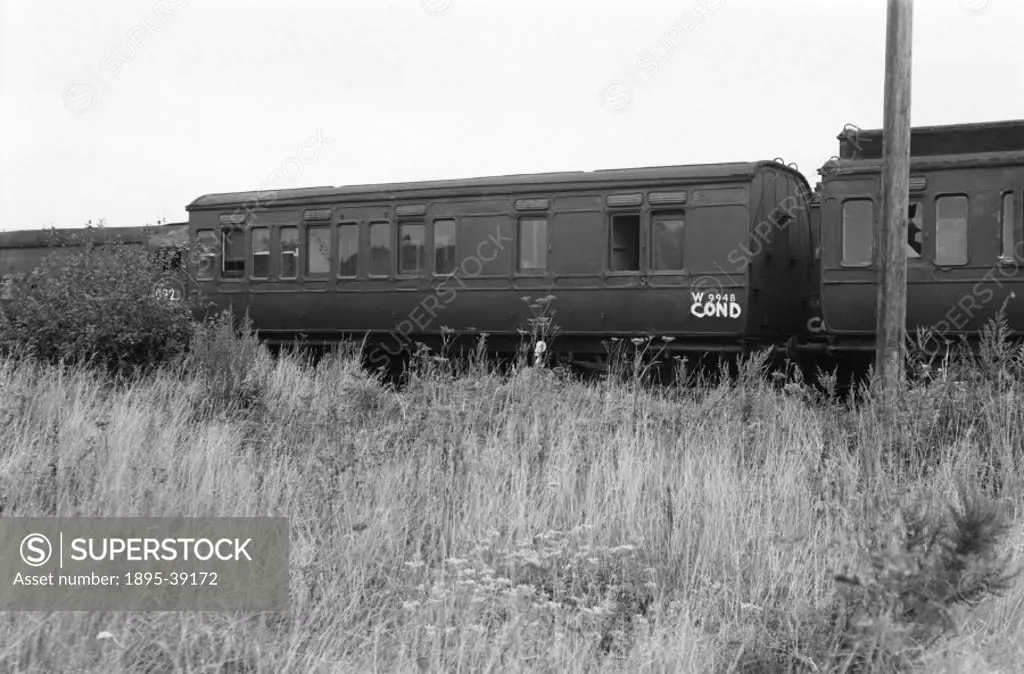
0, 320, 1022, 673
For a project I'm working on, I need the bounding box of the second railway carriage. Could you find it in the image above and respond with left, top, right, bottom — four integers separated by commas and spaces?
184, 161, 814, 369
809, 120, 1024, 361
0, 223, 189, 301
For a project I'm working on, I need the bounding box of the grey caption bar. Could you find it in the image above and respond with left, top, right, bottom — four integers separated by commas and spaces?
0, 518, 289, 611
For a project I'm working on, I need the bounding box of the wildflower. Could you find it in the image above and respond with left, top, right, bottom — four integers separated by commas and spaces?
96, 631, 124, 648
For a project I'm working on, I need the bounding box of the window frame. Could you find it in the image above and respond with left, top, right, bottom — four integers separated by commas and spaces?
220, 226, 246, 278
517, 216, 548, 273
279, 225, 299, 281
433, 218, 458, 277
649, 211, 686, 273
999, 191, 1016, 264
305, 223, 332, 277
840, 197, 874, 268
195, 229, 219, 281
368, 220, 392, 278
906, 200, 924, 262
337, 222, 360, 278
933, 193, 970, 267
397, 221, 427, 276
251, 226, 270, 280
608, 212, 642, 273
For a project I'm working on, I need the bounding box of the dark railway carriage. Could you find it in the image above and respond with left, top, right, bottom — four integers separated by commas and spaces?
185, 161, 814, 367
811, 120, 1024, 359
0, 224, 189, 300
0, 226, 149, 281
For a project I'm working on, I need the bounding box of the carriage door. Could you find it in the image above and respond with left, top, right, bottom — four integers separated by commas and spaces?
604, 192, 645, 331
193, 217, 248, 317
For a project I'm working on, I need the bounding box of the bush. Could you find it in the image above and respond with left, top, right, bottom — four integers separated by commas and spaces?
0, 226, 200, 378
831, 488, 1019, 671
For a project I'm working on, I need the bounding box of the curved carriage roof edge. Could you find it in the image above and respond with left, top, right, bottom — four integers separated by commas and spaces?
818, 149, 1024, 177
839, 118, 1024, 139
186, 160, 811, 211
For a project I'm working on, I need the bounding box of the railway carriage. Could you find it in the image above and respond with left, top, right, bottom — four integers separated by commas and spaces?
0, 224, 188, 300
807, 120, 1024, 362
184, 161, 814, 369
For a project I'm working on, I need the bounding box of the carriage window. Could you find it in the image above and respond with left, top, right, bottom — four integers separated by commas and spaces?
222, 228, 245, 278
251, 227, 269, 279
519, 217, 547, 271
1000, 192, 1015, 262
907, 202, 922, 259
841, 199, 873, 266
434, 219, 457, 275
935, 195, 969, 266
280, 226, 299, 279
651, 214, 685, 271
369, 222, 391, 276
196, 229, 218, 280
610, 214, 640, 272
399, 223, 426, 274
306, 225, 330, 275
338, 223, 358, 277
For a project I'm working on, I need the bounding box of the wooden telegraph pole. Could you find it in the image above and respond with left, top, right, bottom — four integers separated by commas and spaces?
876, 0, 913, 406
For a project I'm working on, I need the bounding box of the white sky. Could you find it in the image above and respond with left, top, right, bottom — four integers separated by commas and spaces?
0, 0, 1021, 231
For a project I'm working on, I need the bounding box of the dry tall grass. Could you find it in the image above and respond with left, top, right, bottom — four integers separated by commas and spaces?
0, 325, 1022, 673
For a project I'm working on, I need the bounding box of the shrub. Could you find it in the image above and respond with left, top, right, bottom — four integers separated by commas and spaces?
831, 488, 1019, 671
0, 226, 200, 378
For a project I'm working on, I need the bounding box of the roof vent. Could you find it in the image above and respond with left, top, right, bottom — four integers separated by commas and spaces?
606, 193, 643, 207
304, 208, 333, 221
396, 204, 426, 217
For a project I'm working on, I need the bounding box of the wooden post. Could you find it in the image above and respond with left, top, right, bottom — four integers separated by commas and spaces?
876, 0, 913, 406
